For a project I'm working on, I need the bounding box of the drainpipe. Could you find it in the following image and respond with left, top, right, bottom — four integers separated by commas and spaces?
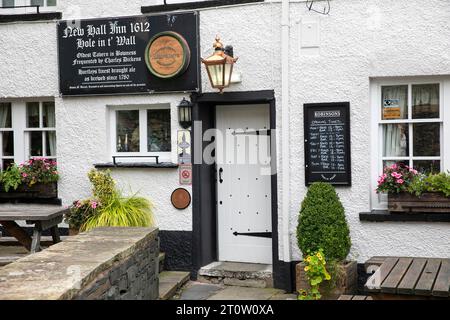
281, 0, 291, 263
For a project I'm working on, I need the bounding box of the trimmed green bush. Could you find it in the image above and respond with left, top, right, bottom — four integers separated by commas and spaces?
297, 182, 351, 261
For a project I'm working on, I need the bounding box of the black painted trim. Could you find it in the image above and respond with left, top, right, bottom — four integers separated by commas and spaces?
94, 162, 178, 169
360, 210, 450, 222
190, 90, 294, 292
141, 0, 263, 14
0, 12, 61, 23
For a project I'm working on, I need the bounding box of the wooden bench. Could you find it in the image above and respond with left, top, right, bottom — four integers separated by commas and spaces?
365, 257, 450, 298
338, 295, 373, 300
0, 205, 69, 253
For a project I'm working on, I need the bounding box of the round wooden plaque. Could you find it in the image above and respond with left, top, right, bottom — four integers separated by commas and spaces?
171, 188, 191, 210
145, 31, 191, 79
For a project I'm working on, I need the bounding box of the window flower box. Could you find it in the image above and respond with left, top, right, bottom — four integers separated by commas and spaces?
388, 192, 450, 213
0, 182, 58, 199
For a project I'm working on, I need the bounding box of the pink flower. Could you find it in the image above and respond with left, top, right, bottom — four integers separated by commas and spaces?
391, 172, 402, 179
409, 168, 418, 175
90, 201, 98, 209
22, 173, 28, 178
391, 163, 398, 170
75, 200, 82, 208
397, 179, 404, 184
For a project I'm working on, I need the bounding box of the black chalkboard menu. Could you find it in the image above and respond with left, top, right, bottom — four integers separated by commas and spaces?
57, 13, 199, 96
304, 102, 351, 186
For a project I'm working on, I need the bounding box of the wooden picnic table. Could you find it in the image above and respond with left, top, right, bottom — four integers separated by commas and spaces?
365, 256, 450, 298
0, 205, 69, 253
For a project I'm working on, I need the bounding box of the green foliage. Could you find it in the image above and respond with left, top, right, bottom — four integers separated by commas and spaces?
407, 174, 428, 197
297, 182, 351, 262
88, 169, 118, 203
0, 164, 22, 192
424, 172, 450, 197
298, 249, 331, 300
66, 169, 155, 232
82, 192, 154, 232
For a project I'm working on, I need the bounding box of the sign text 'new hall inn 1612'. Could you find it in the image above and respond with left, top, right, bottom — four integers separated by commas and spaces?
57, 12, 199, 96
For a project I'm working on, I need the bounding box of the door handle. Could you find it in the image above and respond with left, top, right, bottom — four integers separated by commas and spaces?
219, 167, 223, 184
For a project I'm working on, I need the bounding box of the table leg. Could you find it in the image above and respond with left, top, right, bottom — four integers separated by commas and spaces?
50, 226, 61, 244
31, 228, 42, 253
0, 221, 32, 251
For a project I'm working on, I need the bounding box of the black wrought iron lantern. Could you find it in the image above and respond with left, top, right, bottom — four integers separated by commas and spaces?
201, 36, 238, 93
178, 98, 193, 129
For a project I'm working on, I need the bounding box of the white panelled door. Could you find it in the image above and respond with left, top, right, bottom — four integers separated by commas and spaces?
216, 105, 272, 264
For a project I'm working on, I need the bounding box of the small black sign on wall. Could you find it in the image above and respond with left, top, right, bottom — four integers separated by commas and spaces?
304, 102, 351, 186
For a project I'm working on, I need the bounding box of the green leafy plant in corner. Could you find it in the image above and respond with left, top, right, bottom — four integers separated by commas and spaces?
424, 172, 450, 197
296, 182, 351, 299
0, 164, 22, 192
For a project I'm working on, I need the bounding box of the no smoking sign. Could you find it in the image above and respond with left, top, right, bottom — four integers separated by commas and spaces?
179, 164, 192, 185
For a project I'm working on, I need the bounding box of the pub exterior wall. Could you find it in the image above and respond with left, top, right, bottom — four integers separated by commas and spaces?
0, 0, 449, 262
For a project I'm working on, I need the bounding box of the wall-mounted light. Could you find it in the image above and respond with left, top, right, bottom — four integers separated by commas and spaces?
178, 98, 193, 129
201, 36, 238, 93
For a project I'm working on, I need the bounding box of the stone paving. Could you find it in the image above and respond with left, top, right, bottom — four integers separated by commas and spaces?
173, 281, 297, 300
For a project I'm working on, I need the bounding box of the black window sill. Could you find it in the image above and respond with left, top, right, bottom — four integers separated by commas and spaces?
0, 12, 62, 23
359, 210, 450, 222
94, 162, 179, 169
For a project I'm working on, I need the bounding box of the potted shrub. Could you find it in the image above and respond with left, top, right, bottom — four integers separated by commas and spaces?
65, 169, 155, 234
0, 158, 59, 199
296, 182, 356, 300
377, 163, 450, 213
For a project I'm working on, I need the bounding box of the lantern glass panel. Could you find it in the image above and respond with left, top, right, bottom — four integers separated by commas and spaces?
224, 63, 233, 87
208, 64, 225, 87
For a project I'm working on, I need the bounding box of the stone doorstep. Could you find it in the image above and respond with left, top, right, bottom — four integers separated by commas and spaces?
159, 271, 190, 300
198, 262, 273, 288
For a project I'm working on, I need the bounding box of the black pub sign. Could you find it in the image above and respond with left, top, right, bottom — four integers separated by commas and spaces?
57, 12, 199, 95
304, 102, 351, 186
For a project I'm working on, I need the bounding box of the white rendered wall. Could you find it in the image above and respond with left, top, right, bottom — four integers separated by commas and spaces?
0, 0, 449, 261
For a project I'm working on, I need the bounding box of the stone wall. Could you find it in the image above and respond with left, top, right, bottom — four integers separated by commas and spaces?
0, 227, 159, 300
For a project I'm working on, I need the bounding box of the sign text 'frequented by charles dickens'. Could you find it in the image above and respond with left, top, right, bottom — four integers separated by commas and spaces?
57, 13, 199, 95
304, 102, 351, 186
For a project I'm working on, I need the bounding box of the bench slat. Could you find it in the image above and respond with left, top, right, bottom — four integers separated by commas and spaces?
432, 259, 450, 297
365, 257, 398, 292
414, 259, 441, 296
381, 258, 413, 294
397, 258, 427, 295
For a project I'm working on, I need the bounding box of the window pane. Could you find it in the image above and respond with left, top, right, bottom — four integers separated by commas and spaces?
30, 131, 43, 156
46, 131, 56, 157
43, 102, 55, 127
116, 110, 139, 152
381, 85, 408, 120
2, 132, 13, 156
383, 160, 409, 169
30, 0, 44, 6
0, 103, 11, 128
27, 102, 40, 128
412, 84, 439, 119
47, 0, 56, 6
413, 160, 440, 174
2, 0, 14, 8
413, 123, 440, 156
147, 109, 171, 152
383, 124, 409, 157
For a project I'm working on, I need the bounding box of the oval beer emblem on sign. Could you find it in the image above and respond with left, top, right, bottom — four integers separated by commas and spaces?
145, 31, 191, 79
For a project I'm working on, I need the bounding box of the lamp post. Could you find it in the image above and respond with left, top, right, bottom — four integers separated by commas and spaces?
178, 98, 193, 129
201, 36, 238, 93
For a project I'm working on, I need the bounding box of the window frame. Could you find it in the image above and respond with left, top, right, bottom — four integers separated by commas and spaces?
370, 77, 450, 210
0, 99, 56, 171
24, 101, 56, 160
1, 0, 57, 13
109, 104, 172, 163
0, 103, 14, 170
